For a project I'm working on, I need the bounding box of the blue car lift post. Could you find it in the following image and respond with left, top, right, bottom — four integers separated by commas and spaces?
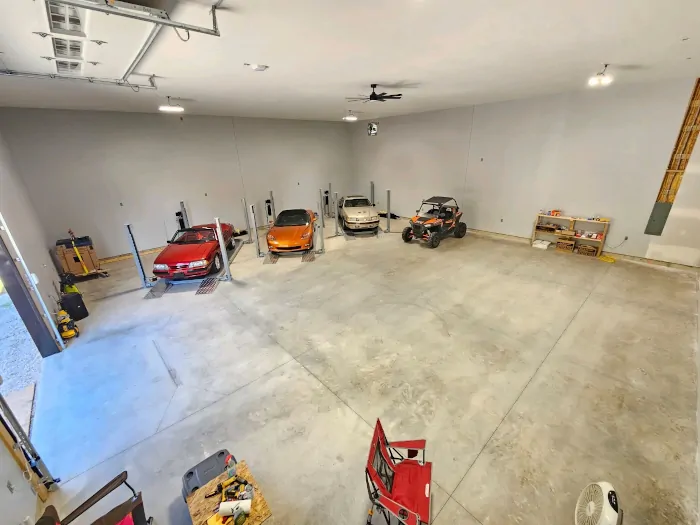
125, 218, 235, 297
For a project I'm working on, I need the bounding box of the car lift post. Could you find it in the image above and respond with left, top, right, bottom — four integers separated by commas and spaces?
370, 181, 375, 205
385, 189, 391, 233
215, 217, 232, 282
318, 189, 325, 228
179, 201, 190, 229
316, 201, 325, 254
250, 204, 265, 258
334, 191, 340, 237
241, 198, 253, 244
269, 190, 277, 222
328, 183, 333, 217
125, 223, 154, 289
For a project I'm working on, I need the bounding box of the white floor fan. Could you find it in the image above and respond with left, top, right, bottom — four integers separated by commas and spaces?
575, 482, 623, 525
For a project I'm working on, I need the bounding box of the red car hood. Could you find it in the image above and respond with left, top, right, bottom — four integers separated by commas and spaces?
154, 242, 216, 265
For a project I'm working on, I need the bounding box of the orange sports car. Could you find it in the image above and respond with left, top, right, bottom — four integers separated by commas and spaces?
266, 209, 316, 253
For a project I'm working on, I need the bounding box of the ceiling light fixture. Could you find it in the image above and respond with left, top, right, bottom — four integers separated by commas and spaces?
159, 96, 184, 113
244, 63, 269, 72
342, 111, 358, 122
587, 63, 613, 87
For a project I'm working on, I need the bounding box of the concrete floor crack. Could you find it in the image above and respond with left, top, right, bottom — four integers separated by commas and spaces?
446, 264, 608, 502
152, 339, 182, 387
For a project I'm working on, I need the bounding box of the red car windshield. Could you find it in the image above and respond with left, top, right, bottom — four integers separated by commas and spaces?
171, 229, 216, 244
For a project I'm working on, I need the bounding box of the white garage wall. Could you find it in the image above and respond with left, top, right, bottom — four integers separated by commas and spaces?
352, 79, 696, 260
0, 130, 59, 312
233, 117, 354, 220
352, 108, 474, 216
0, 109, 353, 258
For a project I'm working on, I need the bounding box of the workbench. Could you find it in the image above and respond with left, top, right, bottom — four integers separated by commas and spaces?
186, 461, 271, 525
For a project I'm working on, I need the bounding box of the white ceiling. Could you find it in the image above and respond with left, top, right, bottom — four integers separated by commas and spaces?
1, 0, 699, 121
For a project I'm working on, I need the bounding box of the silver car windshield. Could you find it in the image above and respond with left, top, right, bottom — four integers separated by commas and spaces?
345, 198, 371, 207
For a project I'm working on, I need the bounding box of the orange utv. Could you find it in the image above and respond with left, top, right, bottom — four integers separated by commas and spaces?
402, 196, 467, 248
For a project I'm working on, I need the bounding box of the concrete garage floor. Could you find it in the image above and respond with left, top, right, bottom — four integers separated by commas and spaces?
34, 224, 699, 525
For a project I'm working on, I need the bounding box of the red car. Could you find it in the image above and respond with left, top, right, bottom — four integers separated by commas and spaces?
152, 223, 233, 280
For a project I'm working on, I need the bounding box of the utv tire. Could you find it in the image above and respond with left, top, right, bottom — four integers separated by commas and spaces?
402, 226, 413, 243
428, 232, 441, 248
454, 221, 467, 238
211, 252, 223, 274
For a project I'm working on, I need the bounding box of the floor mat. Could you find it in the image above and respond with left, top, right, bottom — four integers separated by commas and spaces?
196, 277, 220, 295
144, 280, 171, 299
263, 253, 279, 264
301, 252, 316, 263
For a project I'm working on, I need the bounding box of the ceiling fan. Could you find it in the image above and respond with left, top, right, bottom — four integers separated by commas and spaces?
346, 84, 403, 103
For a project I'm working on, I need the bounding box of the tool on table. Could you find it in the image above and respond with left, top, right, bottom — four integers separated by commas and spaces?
204, 477, 236, 498
204, 476, 248, 499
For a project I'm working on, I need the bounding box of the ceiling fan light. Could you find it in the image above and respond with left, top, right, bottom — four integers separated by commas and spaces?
600, 74, 613, 86
342, 114, 358, 122
588, 76, 600, 87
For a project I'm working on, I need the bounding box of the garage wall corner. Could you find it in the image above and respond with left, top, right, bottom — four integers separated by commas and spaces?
0, 130, 60, 316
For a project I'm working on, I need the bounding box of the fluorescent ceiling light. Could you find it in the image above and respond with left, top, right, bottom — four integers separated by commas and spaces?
159, 96, 184, 113
159, 105, 184, 113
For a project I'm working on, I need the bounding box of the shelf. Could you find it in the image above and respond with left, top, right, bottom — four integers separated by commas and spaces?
535, 231, 603, 242
537, 214, 609, 224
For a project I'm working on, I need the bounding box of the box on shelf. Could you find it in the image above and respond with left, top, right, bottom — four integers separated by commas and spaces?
556, 239, 575, 253
577, 245, 597, 257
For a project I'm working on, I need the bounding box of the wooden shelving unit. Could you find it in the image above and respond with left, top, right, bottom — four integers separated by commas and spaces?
531, 214, 610, 257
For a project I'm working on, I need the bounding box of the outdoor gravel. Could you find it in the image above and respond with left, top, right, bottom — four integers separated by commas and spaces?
0, 293, 42, 396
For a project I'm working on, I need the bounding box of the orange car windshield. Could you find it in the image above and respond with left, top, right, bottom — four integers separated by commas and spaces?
275, 211, 309, 227
171, 229, 216, 244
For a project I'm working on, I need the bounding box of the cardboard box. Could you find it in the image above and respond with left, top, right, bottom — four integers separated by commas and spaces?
56, 244, 99, 275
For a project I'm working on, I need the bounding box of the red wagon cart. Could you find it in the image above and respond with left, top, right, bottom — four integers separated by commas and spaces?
365, 419, 432, 525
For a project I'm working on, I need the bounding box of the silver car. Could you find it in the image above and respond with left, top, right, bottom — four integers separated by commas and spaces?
338, 195, 380, 230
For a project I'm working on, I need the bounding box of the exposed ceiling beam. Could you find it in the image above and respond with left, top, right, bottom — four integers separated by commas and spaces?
52, 0, 220, 36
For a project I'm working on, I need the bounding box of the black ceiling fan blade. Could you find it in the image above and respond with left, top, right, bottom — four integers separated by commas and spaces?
384, 94, 403, 99
377, 92, 387, 97
346, 97, 367, 102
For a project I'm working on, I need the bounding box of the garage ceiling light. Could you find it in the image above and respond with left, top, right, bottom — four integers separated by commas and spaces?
159, 96, 184, 113
588, 63, 613, 87
244, 63, 269, 72
342, 110, 358, 122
